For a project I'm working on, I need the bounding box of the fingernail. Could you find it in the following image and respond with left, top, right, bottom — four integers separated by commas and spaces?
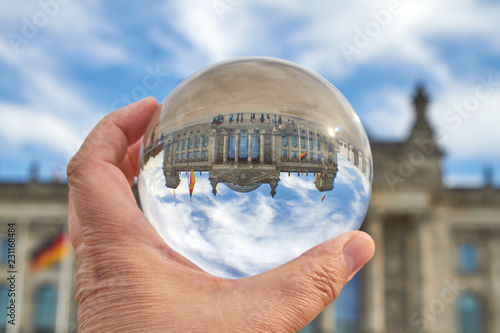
342, 234, 373, 274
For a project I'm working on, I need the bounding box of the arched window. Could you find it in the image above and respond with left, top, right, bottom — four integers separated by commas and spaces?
34, 285, 58, 333
458, 294, 483, 333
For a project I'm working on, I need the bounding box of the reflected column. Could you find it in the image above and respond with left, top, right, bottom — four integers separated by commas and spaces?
324, 137, 330, 166
234, 129, 240, 165
287, 134, 292, 159
223, 131, 229, 165
247, 131, 253, 165
271, 131, 276, 165
199, 135, 203, 159
259, 130, 265, 165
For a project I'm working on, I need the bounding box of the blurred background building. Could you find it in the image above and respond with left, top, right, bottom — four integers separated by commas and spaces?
0, 86, 498, 332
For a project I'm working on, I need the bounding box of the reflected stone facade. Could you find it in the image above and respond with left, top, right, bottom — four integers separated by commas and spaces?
142, 113, 371, 197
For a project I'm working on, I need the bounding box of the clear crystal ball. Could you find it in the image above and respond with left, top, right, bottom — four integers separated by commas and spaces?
138, 57, 372, 279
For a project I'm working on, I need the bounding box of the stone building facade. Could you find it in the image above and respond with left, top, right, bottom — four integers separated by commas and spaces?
0, 86, 498, 332
356, 86, 500, 333
159, 115, 346, 197
142, 111, 371, 197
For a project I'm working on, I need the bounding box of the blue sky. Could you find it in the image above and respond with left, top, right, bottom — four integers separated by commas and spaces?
1, 0, 499, 187
139, 152, 370, 278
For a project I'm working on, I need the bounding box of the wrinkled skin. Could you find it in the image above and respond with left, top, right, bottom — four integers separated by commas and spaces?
67, 97, 375, 332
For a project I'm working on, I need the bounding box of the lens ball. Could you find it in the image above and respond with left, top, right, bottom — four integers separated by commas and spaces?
138, 57, 372, 279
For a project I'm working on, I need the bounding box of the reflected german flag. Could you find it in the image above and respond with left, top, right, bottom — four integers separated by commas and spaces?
30, 232, 69, 272
189, 169, 196, 199
300, 152, 307, 160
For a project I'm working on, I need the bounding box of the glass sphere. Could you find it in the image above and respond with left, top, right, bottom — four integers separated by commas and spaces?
138, 57, 372, 279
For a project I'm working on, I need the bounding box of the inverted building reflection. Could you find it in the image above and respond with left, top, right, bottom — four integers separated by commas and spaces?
143, 112, 372, 197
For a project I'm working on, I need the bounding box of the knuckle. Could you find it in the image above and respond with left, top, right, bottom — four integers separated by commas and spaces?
66, 154, 82, 183
305, 262, 344, 306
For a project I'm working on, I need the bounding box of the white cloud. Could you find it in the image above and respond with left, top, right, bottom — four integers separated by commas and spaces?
362, 86, 415, 140
0, 1, 130, 168
138, 152, 370, 278
430, 81, 500, 159
0, 103, 84, 154
1, 0, 499, 183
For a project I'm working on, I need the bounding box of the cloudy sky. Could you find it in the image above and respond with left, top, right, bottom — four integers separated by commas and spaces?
1, 0, 499, 187
139, 152, 370, 278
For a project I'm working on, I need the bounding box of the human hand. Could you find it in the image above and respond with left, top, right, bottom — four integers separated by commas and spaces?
67, 97, 375, 332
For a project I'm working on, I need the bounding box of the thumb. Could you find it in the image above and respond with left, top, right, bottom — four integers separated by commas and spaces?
242, 231, 374, 332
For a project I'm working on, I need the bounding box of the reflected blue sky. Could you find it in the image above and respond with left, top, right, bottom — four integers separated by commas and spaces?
139, 151, 370, 279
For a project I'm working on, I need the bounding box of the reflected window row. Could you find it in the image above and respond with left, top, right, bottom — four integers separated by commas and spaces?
228, 133, 260, 160
171, 135, 210, 152
282, 134, 332, 152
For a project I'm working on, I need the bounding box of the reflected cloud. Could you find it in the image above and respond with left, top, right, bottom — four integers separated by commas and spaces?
139, 150, 370, 278
138, 58, 372, 278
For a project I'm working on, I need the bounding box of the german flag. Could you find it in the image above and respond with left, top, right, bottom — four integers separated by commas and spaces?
30, 232, 70, 272
300, 152, 307, 161
189, 169, 196, 199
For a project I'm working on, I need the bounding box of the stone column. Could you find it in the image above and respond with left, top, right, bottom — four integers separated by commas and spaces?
199, 135, 203, 159
223, 132, 228, 165
419, 217, 436, 332
362, 216, 386, 333
259, 130, 265, 165
247, 131, 253, 165
324, 138, 329, 166
234, 130, 240, 165
208, 130, 217, 165
298, 132, 302, 161
170, 143, 175, 165
288, 134, 292, 159
55, 232, 74, 333
187, 137, 192, 161
490, 234, 500, 333
271, 132, 276, 165
318, 304, 335, 333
